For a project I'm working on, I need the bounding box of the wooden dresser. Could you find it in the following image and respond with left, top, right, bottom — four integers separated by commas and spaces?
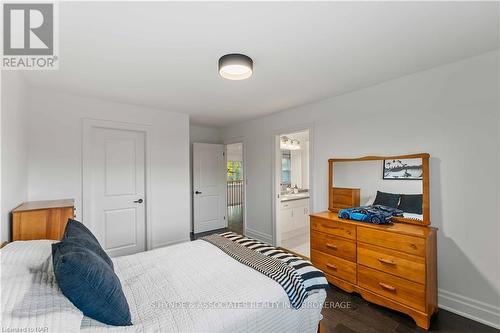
12, 199, 75, 241
311, 154, 437, 330
310, 212, 437, 329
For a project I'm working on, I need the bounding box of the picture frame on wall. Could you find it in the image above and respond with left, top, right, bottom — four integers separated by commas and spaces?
383, 158, 423, 180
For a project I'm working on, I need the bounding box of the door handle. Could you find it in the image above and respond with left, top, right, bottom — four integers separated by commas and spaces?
195, 191, 202, 194
134, 199, 143, 203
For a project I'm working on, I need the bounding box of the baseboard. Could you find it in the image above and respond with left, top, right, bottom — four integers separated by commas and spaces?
438, 289, 500, 329
245, 227, 273, 244
151, 238, 190, 250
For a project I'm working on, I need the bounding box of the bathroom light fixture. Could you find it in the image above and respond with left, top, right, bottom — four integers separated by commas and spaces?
218, 53, 253, 80
280, 136, 301, 150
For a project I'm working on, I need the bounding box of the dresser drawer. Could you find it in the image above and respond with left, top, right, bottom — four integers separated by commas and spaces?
358, 265, 425, 311
310, 217, 356, 240
311, 231, 356, 262
357, 227, 425, 257
357, 243, 425, 284
311, 249, 356, 284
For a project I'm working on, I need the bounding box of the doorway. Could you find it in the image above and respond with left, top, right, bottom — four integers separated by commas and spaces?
226, 143, 244, 235
274, 129, 311, 257
83, 121, 148, 257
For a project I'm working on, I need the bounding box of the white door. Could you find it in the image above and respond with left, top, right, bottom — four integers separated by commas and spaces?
193, 143, 226, 233
89, 127, 146, 257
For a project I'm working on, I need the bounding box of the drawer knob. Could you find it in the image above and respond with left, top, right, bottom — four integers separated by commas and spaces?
378, 258, 396, 265
379, 282, 396, 291
326, 243, 338, 250
326, 263, 337, 270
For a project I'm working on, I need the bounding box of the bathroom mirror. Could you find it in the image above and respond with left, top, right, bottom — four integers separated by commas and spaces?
328, 153, 430, 225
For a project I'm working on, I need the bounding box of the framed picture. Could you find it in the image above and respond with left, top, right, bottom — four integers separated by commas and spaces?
383, 158, 423, 180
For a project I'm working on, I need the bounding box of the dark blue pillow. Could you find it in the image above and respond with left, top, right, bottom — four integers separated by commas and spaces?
63, 219, 114, 269
373, 191, 400, 209
398, 194, 423, 214
52, 241, 132, 326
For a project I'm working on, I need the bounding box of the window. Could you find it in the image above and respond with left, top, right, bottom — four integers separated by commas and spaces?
281, 150, 291, 186
227, 160, 243, 181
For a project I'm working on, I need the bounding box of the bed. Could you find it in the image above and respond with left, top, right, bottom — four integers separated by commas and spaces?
1, 238, 326, 333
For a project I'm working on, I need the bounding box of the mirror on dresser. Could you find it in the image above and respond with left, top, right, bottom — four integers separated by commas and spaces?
328, 153, 430, 225
310, 153, 436, 330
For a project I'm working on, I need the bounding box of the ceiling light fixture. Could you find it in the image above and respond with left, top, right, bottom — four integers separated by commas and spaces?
218, 53, 253, 80
280, 136, 301, 150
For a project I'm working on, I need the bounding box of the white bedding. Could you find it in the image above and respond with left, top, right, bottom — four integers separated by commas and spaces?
81, 240, 326, 333
1, 240, 325, 333
1, 240, 84, 333
403, 212, 423, 221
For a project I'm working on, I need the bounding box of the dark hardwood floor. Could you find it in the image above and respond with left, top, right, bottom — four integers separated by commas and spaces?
322, 285, 498, 333
191, 227, 229, 240
192, 229, 497, 333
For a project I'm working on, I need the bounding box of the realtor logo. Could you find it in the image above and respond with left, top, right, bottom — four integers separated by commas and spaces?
2, 2, 58, 69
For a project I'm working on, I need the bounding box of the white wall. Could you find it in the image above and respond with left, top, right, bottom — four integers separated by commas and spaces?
222, 51, 500, 327
26, 88, 191, 248
226, 143, 243, 162
334, 160, 422, 206
190, 124, 222, 144
1, 72, 28, 243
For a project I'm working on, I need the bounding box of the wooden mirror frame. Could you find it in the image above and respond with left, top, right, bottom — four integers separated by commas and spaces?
328, 153, 430, 226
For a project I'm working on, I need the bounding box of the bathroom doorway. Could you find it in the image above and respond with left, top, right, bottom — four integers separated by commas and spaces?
273, 129, 311, 257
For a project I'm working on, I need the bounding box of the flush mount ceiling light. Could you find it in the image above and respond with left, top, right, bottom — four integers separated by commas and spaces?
218, 53, 253, 80
280, 136, 301, 150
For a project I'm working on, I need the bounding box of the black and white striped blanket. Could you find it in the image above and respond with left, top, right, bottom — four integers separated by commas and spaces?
201, 232, 328, 309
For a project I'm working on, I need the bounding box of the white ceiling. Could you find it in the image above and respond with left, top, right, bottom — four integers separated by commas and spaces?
23, 2, 499, 127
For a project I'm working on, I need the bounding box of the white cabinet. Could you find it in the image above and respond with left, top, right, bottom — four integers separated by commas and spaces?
279, 198, 309, 235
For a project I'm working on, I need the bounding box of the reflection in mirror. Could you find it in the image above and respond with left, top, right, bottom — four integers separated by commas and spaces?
333, 159, 424, 221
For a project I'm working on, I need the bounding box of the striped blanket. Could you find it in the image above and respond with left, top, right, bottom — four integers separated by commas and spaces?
201, 232, 328, 309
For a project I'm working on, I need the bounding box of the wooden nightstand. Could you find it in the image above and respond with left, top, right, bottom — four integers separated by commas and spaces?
12, 199, 75, 241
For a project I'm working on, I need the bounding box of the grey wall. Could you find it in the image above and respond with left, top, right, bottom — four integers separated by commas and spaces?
1, 72, 28, 242
222, 51, 500, 328
334, 160, 422, 205
190, 124, 223, 144
26, 88, 191, 249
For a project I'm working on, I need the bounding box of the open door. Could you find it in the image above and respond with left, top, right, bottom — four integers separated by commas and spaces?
193, 143, 226, 233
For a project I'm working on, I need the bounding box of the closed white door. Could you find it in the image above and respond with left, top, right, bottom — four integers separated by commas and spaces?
193, 143, 226, 233
90, 127, 146, 257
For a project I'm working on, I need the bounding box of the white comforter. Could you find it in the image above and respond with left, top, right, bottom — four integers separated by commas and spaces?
82, 240, 326, 333
1, 240, 84, 333
1, 240, 326, 333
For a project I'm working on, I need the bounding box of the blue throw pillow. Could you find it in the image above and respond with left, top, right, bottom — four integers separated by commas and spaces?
52, 241, 132, 326
63, 219, 114, 269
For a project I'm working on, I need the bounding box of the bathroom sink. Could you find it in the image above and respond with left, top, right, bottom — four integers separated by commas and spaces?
281, 192, 310, 201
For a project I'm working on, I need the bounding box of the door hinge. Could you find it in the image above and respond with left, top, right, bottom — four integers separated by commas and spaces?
224, 216, 226, 220
223, 152, 225, 156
